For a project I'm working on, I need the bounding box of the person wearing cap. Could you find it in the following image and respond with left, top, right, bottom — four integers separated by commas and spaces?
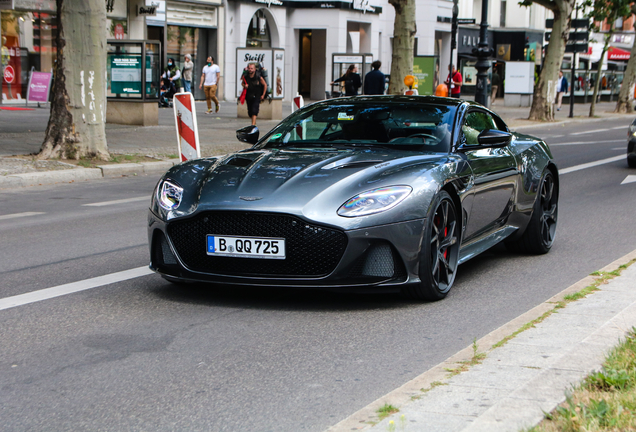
182, 54, 194, 93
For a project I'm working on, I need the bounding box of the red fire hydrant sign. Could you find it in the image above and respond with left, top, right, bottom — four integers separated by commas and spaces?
173, 92, 201, 162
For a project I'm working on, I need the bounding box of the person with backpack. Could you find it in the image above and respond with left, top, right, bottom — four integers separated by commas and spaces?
242, 62, 268, 126
331, 64, 362, 96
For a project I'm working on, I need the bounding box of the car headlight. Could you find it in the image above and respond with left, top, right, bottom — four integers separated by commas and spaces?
629, 124, 636, 136
338, 186, 412, 217
157, 180, 184, 211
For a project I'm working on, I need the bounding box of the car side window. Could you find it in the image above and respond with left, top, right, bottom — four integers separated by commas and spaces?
461, 111, 497, 146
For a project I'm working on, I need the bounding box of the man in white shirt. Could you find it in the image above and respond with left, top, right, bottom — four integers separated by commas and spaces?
199, 56, 221, 113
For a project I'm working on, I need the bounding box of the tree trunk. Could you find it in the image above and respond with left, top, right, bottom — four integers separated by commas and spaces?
39, 0, 108, 160
589, 34, 611, 117
528, 3, 573, 121
614, 6, 636, 113
387, 0, 416, 95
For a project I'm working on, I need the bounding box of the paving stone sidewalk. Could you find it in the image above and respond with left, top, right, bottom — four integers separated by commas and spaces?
341, 256, 636, 432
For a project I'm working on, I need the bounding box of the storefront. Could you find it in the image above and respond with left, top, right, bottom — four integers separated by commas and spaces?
1, 0, 57, 104
165, 0, 223, 100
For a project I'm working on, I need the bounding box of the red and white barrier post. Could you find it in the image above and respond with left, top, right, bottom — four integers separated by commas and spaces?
173, 92, 201, 162
292, 93, 304, 112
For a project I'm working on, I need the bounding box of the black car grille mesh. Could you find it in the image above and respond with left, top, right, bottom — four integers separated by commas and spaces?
167, 212, 348, 277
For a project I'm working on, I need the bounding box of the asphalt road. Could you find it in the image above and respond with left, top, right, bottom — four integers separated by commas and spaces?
1, 118, 635, 431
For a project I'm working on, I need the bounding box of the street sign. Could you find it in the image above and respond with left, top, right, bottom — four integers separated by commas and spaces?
457, 18, 476, 25
565, 43, 589, 53
545, 18, 589, 29
3, 65, 15, 84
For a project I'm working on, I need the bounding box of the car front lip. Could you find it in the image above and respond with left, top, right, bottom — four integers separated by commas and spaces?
148, 210, 426, 288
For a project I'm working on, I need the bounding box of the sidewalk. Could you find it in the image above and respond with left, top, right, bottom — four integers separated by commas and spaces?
329, 251, 636, 432
0, 98, 632, 187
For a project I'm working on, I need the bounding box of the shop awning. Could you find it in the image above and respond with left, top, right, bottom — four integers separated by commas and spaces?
608, 46, 631, 61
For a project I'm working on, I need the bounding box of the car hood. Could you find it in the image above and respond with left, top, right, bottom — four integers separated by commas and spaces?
166, 147, 454, 229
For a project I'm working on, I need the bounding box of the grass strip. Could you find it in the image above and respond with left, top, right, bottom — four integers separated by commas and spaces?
528, 327, 636, 431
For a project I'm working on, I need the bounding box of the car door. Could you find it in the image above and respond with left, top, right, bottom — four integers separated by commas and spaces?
460, 110, 519, 240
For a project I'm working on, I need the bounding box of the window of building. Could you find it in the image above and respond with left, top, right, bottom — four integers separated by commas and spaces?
500, 1, 506, 27
246, 10, 271, 48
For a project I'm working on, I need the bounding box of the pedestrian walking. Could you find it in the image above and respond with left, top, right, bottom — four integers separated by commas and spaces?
491, 69, 500, 105
331, 65, 361, 96
182, 54, 194, 93
199, 56, 221, 114
363, 61, 385, 95
555, 70, 568, 111
242, 63, 268, 126
446, 65, 462, 98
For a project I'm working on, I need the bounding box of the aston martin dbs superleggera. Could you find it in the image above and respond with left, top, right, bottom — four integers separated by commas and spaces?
148, 96, 559, 300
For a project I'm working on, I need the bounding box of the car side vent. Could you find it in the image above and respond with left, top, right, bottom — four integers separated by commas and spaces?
225, 157, 255, 168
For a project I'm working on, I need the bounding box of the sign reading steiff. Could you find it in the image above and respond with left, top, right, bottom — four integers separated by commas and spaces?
173, 92, 201, 162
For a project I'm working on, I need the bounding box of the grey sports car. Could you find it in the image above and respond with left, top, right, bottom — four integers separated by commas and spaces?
148, 96, 558, 300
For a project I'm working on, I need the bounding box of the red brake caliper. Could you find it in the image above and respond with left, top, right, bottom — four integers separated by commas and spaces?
443, 226, 448, 259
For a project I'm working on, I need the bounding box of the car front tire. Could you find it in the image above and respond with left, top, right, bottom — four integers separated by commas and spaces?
402, 190, 460, 301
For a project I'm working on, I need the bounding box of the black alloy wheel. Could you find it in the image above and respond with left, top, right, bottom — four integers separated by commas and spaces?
505, 170, 558, 254
403, 190, 460, 301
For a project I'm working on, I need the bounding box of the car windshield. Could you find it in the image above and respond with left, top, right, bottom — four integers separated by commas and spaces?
256, 101, 456, 153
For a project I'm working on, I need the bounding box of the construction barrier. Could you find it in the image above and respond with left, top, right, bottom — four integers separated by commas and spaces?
173, 92, 201, 162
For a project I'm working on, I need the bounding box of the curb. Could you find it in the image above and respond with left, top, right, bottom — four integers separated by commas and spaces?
325, 248, 636, 432
508, 111, 634, 130
0, 160, 178, 189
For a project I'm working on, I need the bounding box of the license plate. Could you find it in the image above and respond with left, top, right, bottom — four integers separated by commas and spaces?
206, 235, 286, 259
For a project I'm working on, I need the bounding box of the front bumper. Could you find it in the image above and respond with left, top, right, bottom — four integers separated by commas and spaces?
148, 210, 426, 289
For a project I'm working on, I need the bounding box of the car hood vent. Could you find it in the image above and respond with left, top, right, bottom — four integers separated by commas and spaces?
225, 157, 255, 168
322, 158, 384, 170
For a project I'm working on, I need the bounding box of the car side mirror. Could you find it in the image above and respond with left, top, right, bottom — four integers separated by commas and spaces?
236, 125, 260, 144
477, 129, 512, 147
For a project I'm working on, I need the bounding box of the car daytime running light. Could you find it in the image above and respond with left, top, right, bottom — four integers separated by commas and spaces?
158, 180, 184, 211
338, 186, 412, 217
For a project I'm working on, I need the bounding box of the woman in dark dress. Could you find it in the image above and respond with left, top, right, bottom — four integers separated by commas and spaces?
331, 64, 362, 96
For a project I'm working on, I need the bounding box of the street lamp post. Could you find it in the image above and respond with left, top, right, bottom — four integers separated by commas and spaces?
473, 0, 492, 106
449, 0, 459, 87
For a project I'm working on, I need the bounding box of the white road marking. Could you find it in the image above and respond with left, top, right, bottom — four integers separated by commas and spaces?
570, 128, 616, 135
548, 134, 564, 138
0, 266, 153, 312
560, 155, 625, 174
83, 196, 149, 207
0, 212, 45, 221
551, 139, 624, 146
621, 175, 636, 185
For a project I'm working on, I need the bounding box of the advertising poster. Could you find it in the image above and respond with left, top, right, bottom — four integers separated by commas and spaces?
273, 49, 284, 100
236, 48, 273, 99
27, 71, 52, 102
109, 54, 142, 95
413, 56, 438, 95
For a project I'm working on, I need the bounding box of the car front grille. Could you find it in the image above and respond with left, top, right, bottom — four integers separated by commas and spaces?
166, 211, 348, 277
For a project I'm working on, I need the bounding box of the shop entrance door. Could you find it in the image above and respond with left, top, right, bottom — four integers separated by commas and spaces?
298, 30, 312, 97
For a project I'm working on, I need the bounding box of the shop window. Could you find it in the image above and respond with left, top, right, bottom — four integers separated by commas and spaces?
2, 11, 57, 102
246, 10, 271, 48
